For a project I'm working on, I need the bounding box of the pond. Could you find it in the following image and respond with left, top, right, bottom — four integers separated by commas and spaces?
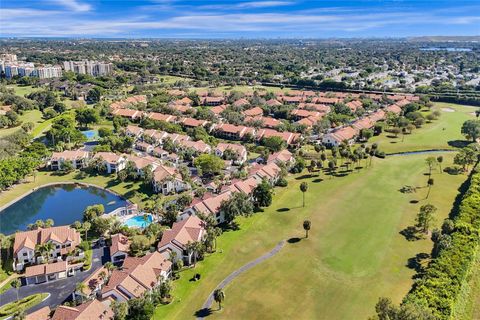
81, 130, 99, 140
0, 184, 129, 235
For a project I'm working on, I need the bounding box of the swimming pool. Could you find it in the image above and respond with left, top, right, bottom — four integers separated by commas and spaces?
81, 130, 99, 140
124, 215, 153, 228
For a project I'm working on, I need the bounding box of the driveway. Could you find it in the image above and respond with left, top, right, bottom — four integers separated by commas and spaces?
0, 245, 107, 314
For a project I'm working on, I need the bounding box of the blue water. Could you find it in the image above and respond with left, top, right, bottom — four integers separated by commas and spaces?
420, 47, 472, 52
124, 215, 153, 228
81, 130, 99, 140
0, 184, 128, 234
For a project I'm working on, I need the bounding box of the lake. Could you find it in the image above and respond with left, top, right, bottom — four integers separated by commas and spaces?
0, 184, 129, 234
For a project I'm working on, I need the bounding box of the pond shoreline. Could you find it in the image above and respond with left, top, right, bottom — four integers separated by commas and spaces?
386, 149, 458, 156
0, 182, 131, 213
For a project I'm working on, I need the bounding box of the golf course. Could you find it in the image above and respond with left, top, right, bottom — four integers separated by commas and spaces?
152, 102, 478, 319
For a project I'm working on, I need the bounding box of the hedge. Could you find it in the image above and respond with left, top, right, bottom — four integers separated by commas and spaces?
0, 293, 48, 318
404, 170, 480, 319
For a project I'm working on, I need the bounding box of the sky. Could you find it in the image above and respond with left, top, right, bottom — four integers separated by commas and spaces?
1, 0, 480, 38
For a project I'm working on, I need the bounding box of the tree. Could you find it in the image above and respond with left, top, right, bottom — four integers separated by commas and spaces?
75, 108, 100, 128
83, 204, 105, 222
426, 178, 434, 199
436, 155, 443, 173
76, 282, 87, 303
252, 179, 273, 208
82, 221, 91, 241
425, 157, 437, 176
416, 204, 437, 234
303, 220, 311, 238
44, 219, 54, 228
213, 289, 225, 310
111, 300, 128, 320
194, 154, 225, 176
219, 191, 253, 225
261, 136, 285, 152
461, 119, 480, 142
127, 296, 154, 320
87, 87, 104, 103
129, 235, 151, 256
11, 278, 21, 301
300, 182, 308, 207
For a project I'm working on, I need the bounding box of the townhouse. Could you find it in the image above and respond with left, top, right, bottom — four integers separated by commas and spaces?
214, 123, 255, 140
215, 142, 248, 164
322, 126, 359, 147
49, 150, 90, 170
101, 251, 172, 302
51, 298, 114, 320
94, 152, 127, 174
74, 266, 109, 300
152, 165, 190, 195
157, 215, 206, 265
243, 106, 264, 117
110, 233, 130, 263
14, 226, 82, 271
24, 260, 83, 285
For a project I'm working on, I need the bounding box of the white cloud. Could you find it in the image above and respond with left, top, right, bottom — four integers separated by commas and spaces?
51, 0, 91, 12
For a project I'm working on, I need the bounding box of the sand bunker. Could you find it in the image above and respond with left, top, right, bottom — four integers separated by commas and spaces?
441, 107, 455, 112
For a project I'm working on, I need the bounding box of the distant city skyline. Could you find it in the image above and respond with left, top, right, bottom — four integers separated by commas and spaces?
1, 0, 480, 38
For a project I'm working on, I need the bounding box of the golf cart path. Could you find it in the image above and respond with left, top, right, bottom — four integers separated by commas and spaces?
197, 240, 286, 318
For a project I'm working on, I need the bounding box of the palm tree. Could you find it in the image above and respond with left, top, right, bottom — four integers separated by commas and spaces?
43, 242, 55, 261
192, 241, 203, 267
83, 221, 91, 242
300, 182, 308, 207
303, 220, 311, 238
426, 178, 434, 199
11, 278, 21, 301
213, 288, 225, 310
99, 270, 107, 283
437, 156, 443, 173
104, 261, 115, 276
76, 282, 87, 303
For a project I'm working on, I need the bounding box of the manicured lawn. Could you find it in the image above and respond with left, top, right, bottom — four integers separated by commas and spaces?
0, 293, 48, 319
0, 110, 52, 139
154, 152, 467, 319
370, 103, 476, 154
6, 85, 41, 97
0, 170, 153, 210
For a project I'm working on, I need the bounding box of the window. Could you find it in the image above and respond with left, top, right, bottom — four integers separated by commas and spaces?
23, 252, 28, 256
56, 245, 61, 249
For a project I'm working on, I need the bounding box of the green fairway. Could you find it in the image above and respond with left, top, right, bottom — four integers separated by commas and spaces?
6, 85, 41, 97
370, 102, 476, 154
0, 110, 53, 139
153, 152, 467, 319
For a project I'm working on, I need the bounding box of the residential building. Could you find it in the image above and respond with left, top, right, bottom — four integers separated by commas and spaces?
152, 165, 190, 195
215, 142, 248, 164
94, 152, 127, 174
63, 60, 114, 76
24, 261, 83, 285
110, 233, 130, 263
322, 126, 359, 147
14, 226, 82, 271
157, 216, 206, 265
51, 299, 114, 320
101, 252, 172, 301
49, 150, 90, 170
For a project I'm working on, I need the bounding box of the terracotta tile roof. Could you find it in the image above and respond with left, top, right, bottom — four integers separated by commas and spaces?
126, 155, 159, 170
110, 234, 130, 255
95, 152, 124, 164
25, 261, 68, 278
26, 306, 51, 320
257, 128, 299, 144
52, 298, 113, 320
266, 99, 282, 106
167, 89, 185, 97
51, 150, 89, 162
148, 112, 175, 122
153, 165, 180, 183
268, 149, 294, 164
102, 252, 171, 300
328, 126, 359, 142
177, 140, 211, 153
210, 105, 227, 115
112, 108, 143, 119
126, 125, 143, 136
157, 215, 206, 251
233, 98, 250, 107
352, 117, 375, 130
81, 266, 108, 296
192, 191, 232, 216
244, 116, 281, 128
346, 100, 363, 112
243, 106, 263, 117
14, 226, 81, 255
291, 109, 321, 119
215, 123, 248, 137
216, 143, 246, 156
181, 117, 208, 127
385, 104, 402, 114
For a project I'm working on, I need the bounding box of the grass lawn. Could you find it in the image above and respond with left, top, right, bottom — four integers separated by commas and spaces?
370, 103, 476, 154
0, 109, 53, 139
154, 152, 467, 319
189, 85, 286, 95
0, 170, 153, 210
0, 292, 48, 319
6, 85, 41, 97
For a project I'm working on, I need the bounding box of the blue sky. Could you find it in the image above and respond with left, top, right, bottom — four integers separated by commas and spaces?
1, 0, 479, 38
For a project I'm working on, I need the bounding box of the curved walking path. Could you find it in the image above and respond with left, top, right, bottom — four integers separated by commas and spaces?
197, 240, 286, 319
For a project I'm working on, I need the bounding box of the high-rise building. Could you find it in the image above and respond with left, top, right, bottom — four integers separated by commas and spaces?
63, 60, 113, 76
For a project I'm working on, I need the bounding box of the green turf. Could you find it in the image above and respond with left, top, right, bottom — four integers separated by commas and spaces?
6, 85, 41, 97
0, 293, 48, 319
370, 103, 476, 154
153, 152, 467, 319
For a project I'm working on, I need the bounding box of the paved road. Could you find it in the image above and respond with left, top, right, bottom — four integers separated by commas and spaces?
197, 240, 285, 319
0, 245, 107, 315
